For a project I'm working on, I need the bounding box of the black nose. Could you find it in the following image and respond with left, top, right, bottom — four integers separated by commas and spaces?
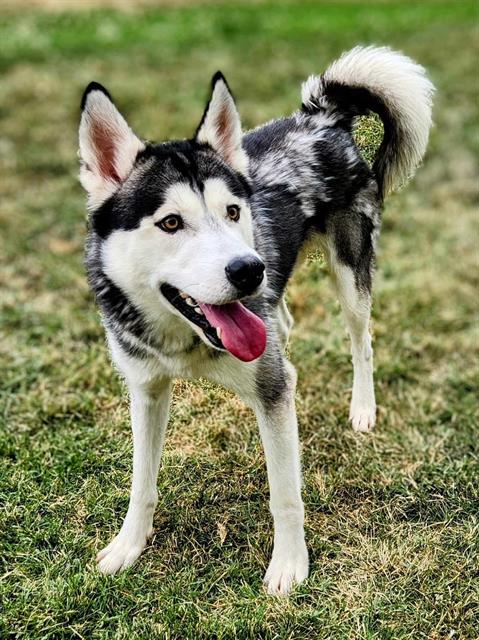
225, 256, 265, 294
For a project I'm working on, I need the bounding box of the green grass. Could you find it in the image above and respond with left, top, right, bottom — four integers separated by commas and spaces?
1, 1, 479, 638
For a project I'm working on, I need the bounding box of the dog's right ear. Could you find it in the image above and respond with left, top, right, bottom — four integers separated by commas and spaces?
195, 72, 248, 177
79, 82, 144, 208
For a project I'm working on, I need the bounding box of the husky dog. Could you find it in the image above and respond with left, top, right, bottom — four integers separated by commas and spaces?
79, 46, 433, 594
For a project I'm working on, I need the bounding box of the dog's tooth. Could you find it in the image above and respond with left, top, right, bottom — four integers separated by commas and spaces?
185, 297, 195, 306
180, 292, 189, 299
195, 307, 203, 315
216, 327, 222, 339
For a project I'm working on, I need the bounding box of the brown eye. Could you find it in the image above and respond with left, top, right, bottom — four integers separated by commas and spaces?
226, 204, 240, 222
157, 214, 183, 233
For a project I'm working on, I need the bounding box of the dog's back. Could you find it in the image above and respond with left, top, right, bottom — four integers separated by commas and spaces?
244, 112, 374, 300
243, 46, 434, 306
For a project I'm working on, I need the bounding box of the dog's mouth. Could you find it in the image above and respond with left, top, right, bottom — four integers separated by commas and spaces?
160, 283, 267, 362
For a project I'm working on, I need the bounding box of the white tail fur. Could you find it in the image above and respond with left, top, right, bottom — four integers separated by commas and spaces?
301, 46, 435, 197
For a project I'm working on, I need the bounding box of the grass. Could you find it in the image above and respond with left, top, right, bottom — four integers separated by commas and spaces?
1, 1, 479, 638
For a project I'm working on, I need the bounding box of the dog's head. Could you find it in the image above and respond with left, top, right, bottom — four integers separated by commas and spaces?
79, 74, 266, 362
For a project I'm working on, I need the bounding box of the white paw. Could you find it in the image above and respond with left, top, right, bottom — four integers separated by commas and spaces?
263, 545, 309, 595
96, 533, 148, 575
349, 404, 376, 432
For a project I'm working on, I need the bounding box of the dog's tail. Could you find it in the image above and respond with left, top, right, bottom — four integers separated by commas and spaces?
301, 46, 434, 198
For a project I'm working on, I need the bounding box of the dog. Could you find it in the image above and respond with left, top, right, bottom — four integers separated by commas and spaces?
79, 46, 433, 594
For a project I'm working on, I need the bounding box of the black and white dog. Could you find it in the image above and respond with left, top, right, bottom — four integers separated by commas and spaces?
79, 46, 433, 594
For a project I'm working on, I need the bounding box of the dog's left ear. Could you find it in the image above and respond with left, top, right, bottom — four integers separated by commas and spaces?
195, 72, 248, 176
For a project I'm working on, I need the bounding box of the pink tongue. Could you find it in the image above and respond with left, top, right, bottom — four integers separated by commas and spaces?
199, 301, 267, 362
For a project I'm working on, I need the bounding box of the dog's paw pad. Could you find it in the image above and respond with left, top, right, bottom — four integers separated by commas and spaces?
96, 535, 146, 575
349, 405, 376, 432
263, 547, 309, 595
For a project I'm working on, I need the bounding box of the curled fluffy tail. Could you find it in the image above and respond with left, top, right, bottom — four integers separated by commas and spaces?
301, 46, 435, 198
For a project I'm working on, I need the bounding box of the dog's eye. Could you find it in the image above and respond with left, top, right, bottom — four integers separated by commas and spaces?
226, 204, 240, 222
156, 214, 183, 233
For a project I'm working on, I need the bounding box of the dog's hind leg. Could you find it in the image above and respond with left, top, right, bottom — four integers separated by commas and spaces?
97, 378, 171, 574
322, 225, 377, 432
336, 268, 376, 432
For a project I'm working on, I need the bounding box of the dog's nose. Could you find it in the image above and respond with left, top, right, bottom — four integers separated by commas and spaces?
225, 256, 265, 295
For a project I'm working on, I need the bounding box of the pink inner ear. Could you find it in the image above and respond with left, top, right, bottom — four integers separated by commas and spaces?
215, 104, 236, 163
91, 120, 121, 183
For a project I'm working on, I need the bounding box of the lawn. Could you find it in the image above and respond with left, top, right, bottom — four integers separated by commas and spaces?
1, 1, 478, 638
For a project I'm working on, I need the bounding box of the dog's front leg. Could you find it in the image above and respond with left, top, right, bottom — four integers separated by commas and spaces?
97, 379, 171, 574
255, 362, 308, 595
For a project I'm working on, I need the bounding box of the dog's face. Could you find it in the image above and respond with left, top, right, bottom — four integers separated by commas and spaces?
79, 75, 267, 361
